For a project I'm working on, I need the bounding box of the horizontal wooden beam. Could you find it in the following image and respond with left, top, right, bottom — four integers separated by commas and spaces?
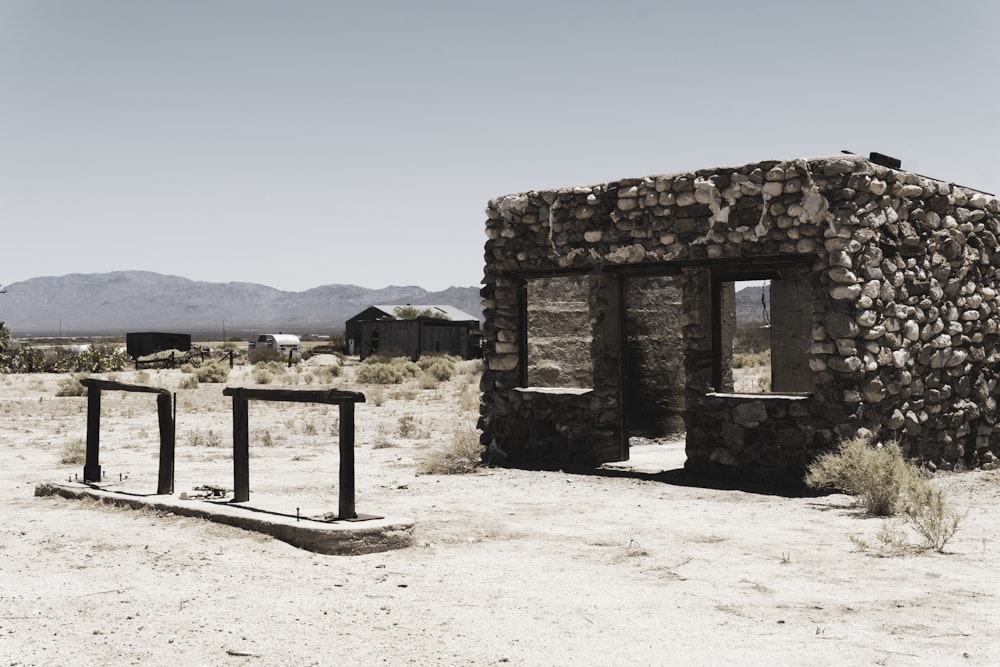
80, 378, 171, 395
222, 387, 366, 404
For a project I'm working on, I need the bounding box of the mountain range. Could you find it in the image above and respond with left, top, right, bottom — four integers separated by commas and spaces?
0, 271, 769, 339
0, 271, 483, 338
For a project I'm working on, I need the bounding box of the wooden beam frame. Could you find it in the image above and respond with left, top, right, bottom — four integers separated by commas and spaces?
222, 387, 366, 519
80, 378, 175, 494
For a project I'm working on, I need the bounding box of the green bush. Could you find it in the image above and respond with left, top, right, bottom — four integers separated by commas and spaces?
805, 437, 916, 516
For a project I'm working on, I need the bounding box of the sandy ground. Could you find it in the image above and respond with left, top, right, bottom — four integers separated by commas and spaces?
1, 359, 999, 666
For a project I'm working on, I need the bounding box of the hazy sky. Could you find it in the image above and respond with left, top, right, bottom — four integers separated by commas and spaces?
2, 0, 998, 292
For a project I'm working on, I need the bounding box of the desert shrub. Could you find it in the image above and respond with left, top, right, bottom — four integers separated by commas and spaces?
417, 354, 458, 381
135, 370, 150, 384
807, 435, 965, 552
252, 428, 275, 447
419, 420, 484, 475
195, 361, 229, 383
460, 384, 481, 413
366, 385, 386, 406
397, 415, 416, 438
179, 363, 195, 373
805, 437, 917, 516
454, 359, 482, 378
254, 360, 286, 374
253, 368, 273, 385
902, 478, 964, 552
0, 345, 44, 373
356, 362, 404, 384
55, 374, 88, 397
417, 373, 438, 390
732, 351, 770, 369
78, 344, 129, 372
849, 522, 913, 557
187, 429, 223, 447
249, 348, 286, 364
371, 434, 396, 449
178, 375, 199, 390
314, 365, 340, 382
60, 437, 86, 464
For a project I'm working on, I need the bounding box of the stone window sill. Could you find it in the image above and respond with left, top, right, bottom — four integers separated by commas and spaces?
706, 392, 811, 400
515, 387, 593, 396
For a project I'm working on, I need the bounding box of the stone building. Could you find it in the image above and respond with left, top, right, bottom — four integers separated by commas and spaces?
479, 153, 1000, 486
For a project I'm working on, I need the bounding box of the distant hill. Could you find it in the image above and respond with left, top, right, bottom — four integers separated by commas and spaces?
0, 272, 771, 338
0, 271, 483, 337
735, 283, 771, 325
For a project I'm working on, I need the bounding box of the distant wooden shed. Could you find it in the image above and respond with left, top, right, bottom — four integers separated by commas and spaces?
345, 305, 481, 360
125, 332, 191, 360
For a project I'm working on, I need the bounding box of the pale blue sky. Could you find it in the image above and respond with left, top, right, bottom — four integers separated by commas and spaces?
2, 0, 998, 292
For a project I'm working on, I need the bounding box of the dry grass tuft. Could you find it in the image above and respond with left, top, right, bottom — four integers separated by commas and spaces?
59, 437, 86, 464
419, 420, 483, 475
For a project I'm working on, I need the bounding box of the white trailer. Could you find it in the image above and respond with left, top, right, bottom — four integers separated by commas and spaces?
248, 333, 301, 361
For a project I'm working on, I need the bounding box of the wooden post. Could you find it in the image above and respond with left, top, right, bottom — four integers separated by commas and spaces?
228, 349, 234, 368
156, 392, 175, 494
83, 385, 102, 482
338, 401, 357, 519
233, 395, 250, 502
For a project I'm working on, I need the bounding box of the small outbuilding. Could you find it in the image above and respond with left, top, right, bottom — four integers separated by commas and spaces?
346, 305, 481, 360
126, 332, 192, 360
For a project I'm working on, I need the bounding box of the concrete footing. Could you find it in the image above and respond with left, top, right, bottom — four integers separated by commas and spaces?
35, 482, 414, 555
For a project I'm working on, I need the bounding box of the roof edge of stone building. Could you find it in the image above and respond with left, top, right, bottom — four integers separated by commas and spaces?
488, 153, 992, 206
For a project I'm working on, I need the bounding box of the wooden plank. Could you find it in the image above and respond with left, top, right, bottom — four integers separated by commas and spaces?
338, 402, 356, 520
80, 378, 170, 395
83, 385, 102, 483
223, 387, 365, 404
232, 397, 250, 502
156, 393, 175, 495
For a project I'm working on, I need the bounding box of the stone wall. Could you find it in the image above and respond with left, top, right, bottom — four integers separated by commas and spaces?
481, 155, 1000, 483
623, 275, 686, 436
526, 275, 593, 388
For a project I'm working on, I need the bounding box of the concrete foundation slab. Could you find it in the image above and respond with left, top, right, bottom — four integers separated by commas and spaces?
34, 482, 414, 556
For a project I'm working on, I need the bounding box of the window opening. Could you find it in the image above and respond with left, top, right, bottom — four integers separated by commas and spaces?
524, 274, 593, 389
731, 280, 772, 393
714, 267, 812, 395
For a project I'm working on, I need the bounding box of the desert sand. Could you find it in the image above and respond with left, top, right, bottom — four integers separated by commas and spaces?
1, 359, 998, 666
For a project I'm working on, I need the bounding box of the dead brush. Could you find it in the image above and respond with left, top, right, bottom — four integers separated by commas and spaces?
419, 419, 484, 475
59, 437, 86, 465
807, 435, 965, 553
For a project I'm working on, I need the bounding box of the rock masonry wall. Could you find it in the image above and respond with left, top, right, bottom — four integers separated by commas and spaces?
481, 155, 1000, 483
